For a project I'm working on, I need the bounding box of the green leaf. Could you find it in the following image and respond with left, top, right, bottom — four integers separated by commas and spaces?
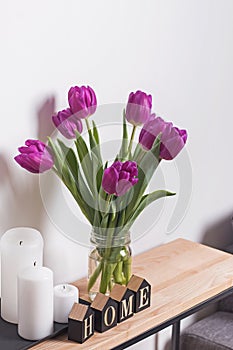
92, 121, 100, 144
75, 131, 89, 163
124, 135, 161, 222
132, 143, 147, 164
96, 165, 104, 192
75, 131, 93, 193
132, 143, 142, 161
125, 190, 175, 231
57, 139, 79, 180
91, 151, 101, 196
88, 128, 96, 150
115, 207, 126, 233
50, 138, 95, 224
86, 132, 103, 196
89, 122, 103, 166
98, 161, 109, 213
119, 110, 128, 160
48, 137, 63, 173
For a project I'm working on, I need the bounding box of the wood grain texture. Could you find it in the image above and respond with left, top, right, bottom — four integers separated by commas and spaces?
127, 275, 144, 292
33, 238, 233, 350
90, 293, 109, 311
69, 303, 88, 321
110, 284, 127, 302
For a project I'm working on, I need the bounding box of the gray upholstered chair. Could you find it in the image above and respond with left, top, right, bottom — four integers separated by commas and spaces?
181, 244, 233, 350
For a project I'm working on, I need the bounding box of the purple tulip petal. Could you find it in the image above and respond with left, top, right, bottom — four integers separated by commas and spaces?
102, 166, 119, 194
125, 90, 152, 126
160, 128, 187, 160
116, 179, 132, 197
102, 160, 138, 196
139, 116, 167, 150
18, 145, 37, 154
112, 161, 122, 172
14, 155, 38, 173
139, 115, 188, 160
52, 108, 83, 139
119, 171, 130, 181
130, 177, 139, 186
15, 139, 54, 174
68, 85, 97, 119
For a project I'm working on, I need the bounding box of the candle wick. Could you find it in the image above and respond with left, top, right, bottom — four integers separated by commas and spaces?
63, 285, 66, 290
34, 261, 37, 267
19, 241, 23, 246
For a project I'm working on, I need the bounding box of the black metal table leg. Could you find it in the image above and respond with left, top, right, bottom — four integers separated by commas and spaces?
172, 321, 180, 350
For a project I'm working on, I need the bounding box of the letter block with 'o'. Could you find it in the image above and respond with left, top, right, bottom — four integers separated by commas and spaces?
68, 303, 94, 343
110, 284, 135, 323
90, 293, 118, 333
127, 275, 151, 313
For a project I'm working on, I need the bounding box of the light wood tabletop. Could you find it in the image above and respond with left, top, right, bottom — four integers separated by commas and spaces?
33, 238, 233, 350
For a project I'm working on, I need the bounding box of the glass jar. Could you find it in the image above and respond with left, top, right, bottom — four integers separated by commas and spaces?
88, 229, 132, 301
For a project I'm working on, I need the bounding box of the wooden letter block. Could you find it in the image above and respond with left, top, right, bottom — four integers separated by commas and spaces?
90, 293, 118, 332
110, 284, 135, 323
127, 275, 151, 313
68, 303, 94, 343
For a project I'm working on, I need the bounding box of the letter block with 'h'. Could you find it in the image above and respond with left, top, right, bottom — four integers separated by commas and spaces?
90, 293, 118, 333
68, 303, 94, 343
127, 275, 151, 313
110, 284, 135, 323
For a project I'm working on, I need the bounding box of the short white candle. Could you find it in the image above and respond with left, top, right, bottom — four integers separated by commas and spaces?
0, 227, 43, 323
18, 266, 53, 340
54, 284, 79, 323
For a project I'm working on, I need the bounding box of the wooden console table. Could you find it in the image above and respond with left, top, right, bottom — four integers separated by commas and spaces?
33, 238, 233, 350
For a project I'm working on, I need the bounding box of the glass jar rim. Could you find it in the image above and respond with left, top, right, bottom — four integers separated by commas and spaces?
90, 229, 131, 247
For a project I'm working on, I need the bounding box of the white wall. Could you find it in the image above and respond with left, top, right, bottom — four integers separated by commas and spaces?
0, 1, 233, 349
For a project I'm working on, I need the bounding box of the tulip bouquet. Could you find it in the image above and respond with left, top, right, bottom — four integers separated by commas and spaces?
15, 85, 187, 297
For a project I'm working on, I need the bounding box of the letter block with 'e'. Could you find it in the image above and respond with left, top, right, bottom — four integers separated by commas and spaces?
110, 284, 135, 323
127, 275, 151, 313
90, 293, 118, 333
68, 303, 94, 343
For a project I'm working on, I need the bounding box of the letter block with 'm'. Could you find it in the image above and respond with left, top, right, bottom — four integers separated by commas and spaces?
90, 293, 118, 333
127, 275, 151, 313
68, 303, 94, 343
110, 284, 135, 323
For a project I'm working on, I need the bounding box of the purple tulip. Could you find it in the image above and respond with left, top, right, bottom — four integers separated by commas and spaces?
125, 90, 152, 126
160, 124, 188, 160
14, 139, 54, 173
68, 85, 97, 119
139, 115, 187, 160
102, 161, 138, 196
52, 108, 83, 139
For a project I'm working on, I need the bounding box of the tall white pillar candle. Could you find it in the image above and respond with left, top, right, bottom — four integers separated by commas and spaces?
18, 266, 53, 340
54, 284, 79, 323
1, 227, 43, 323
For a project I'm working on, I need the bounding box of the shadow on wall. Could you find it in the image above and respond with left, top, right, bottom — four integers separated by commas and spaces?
0, 96, 88, 284
201, 213, 233, 250
0, 96, 55, 233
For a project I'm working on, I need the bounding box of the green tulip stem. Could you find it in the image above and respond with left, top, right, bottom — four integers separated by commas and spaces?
85, 118, 91, 131
123, 256, 132, 284
128, 125, 137, 156
104, 194, 112, 215
87, 259, 103, 292
113, 260, 124, 283
100, 261, 117, 294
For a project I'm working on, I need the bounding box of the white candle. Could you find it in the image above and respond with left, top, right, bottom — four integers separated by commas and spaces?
54, 284, 79, 323
0, 227, 43, 323
18, 266, 53, 340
